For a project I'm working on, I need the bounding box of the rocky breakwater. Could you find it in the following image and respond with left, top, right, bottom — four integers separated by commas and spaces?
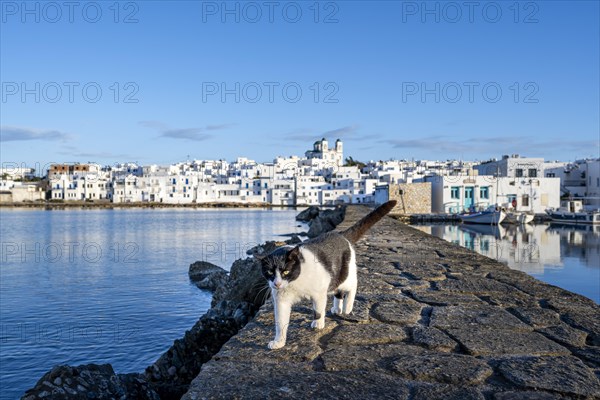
21, 207, 343, 399
182, 205, 600, 399
296, 204, 346, 238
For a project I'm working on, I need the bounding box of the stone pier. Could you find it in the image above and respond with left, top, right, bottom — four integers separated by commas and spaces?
182, 206, 600, 400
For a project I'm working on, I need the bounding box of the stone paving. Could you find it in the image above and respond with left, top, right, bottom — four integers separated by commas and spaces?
183, 206, 600, 400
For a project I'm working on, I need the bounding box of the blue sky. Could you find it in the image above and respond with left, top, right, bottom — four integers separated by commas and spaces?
1, 0, 599, 170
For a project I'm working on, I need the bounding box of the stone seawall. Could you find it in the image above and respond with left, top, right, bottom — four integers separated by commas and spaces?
182, 206, 600, 400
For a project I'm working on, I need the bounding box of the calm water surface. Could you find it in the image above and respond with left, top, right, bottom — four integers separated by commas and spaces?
412, 223, 600, 303
0, 208, 302, 399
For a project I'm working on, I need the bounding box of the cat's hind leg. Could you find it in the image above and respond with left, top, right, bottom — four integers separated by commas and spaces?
330, 291, 344, 315
342, 282, 357, 315
311, 293, 327, 329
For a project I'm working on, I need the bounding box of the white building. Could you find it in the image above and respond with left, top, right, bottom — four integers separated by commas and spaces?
475, 154, 544, 179
49, 164, 110, 201
423, 175, 560, 214
304, 138, 344, 168
544, 159, 600, 208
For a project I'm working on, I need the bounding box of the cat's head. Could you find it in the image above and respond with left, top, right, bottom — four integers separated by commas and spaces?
257, 246, 302, 290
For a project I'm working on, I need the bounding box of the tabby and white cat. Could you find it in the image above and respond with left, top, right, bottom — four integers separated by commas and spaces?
258, 201, 397, 349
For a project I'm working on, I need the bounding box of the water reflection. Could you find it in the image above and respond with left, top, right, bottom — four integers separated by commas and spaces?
0, 208, 302, 399
413, 223, 600, 302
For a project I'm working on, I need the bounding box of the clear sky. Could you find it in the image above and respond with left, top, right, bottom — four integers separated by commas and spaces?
1, 0, 599, 171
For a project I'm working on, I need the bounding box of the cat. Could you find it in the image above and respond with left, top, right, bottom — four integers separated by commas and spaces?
257, 200, 397, 349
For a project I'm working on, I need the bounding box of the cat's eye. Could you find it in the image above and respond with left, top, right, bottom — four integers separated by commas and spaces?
282, 271, 289, 276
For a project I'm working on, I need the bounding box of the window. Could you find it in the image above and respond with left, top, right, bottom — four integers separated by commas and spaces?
451, 187, 460, 199
546, 173, 555, 177
522, 194, 530, 207
480, 187, 489, 199
528, 169, 537, 178
515, 169, 524, 178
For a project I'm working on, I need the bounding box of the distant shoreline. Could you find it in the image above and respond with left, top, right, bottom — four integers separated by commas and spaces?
0, 201, 298, 209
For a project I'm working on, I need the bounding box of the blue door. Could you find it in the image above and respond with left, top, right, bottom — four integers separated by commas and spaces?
464, 187, 474, 211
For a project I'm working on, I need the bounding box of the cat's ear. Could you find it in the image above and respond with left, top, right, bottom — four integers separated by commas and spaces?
287, 246, 301, 260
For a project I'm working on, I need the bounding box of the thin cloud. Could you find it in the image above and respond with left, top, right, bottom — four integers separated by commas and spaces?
383, 135, 599, 157
206, 123, 236, 131
283, 125, 363, 142
58, 148, 136, 160
139, 121, 234, 141
162, 128, 212, 141
324, 125, 360, 138
0, 126, 71, 142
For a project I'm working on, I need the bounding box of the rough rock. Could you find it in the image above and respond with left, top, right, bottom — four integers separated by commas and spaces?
306, 205, 346, 238
445, 328, 570, 356
391, 353, 493, 385
182, 363, 411, 400
144, 301, 255, 398
497, 356, 600, 397
295, 205, 320, 222
411, 384, 485, 400
408, 290, 485, 306
493, 392, 566, 400
509, 307, 561, 328
188, 261, 228, 291
430, 305, 532, 332
411, 325, 458, 352
246, 236, 302, 257
327, 323, 408, 346
370, 296, 423, 325
211, 257, 267, 309
21, 364, 159, 400
537, 323, 588, 347
320, 344, 426, 372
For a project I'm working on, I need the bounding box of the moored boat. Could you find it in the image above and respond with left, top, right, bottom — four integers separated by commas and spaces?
460, 207, 506, 225
546, 200, 600, 225
503, 212, 535, 225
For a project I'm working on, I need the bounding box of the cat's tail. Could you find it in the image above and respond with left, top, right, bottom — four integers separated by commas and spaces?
342, 200, 397, 243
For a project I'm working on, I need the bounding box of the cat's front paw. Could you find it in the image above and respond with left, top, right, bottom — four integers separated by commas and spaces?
268, 339, 285, 350
310, 319, 325, 329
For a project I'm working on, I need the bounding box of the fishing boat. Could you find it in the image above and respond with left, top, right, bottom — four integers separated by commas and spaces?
460, 206, 506, 225
503, 212, 535, 225
546, 200, 600, 225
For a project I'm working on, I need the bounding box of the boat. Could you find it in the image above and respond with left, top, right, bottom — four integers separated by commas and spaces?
546, 200, 600, 225
460, 206, 506, 225
503, 212, 535, 225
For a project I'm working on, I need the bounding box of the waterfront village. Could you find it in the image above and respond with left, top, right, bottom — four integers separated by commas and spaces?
1, 138, 599, 215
